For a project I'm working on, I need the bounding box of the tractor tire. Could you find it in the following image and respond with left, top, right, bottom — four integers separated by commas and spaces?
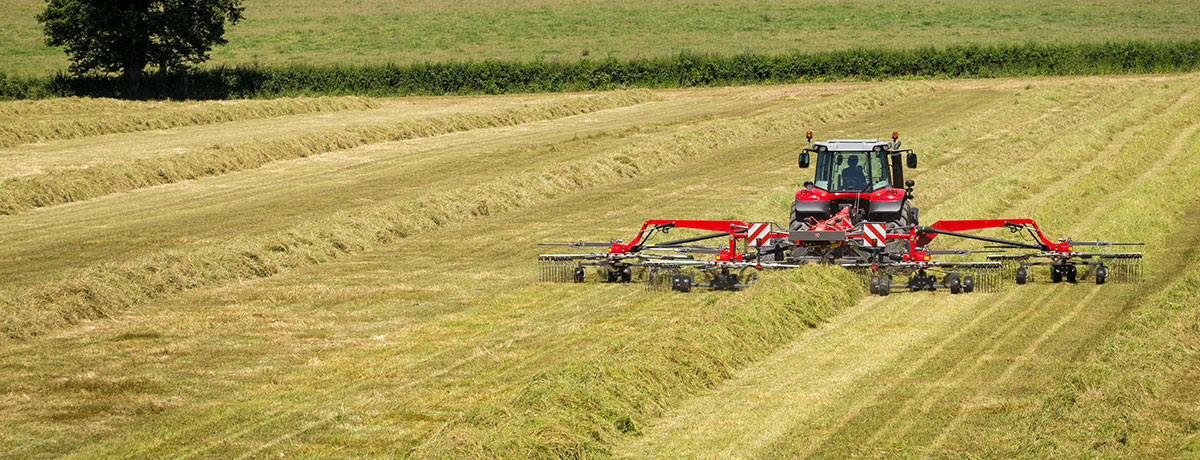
1096, 265, 1108, 285
671, 274, 692, 293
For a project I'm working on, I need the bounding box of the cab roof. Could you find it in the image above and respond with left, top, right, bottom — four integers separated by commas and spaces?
813, 139, 891, 151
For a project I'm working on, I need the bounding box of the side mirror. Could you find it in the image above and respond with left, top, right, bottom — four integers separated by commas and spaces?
798, 152, 810, 168
906, 152, 917, 169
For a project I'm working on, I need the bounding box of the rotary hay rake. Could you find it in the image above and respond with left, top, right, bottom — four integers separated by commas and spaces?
537, 132, 1144, 295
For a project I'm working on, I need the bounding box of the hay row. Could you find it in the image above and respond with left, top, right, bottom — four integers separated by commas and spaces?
0, 81, 932, 341
0, 90, 657, 215
0, 96, 382, 148
415, 267, 864, 459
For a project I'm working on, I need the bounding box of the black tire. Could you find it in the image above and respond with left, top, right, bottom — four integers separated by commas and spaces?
869, 275, 880, 295
1066, 265, 1077, 283
1015, 267, 1028, 285
879, 279, 891, 296
1051, 267, 1063, 283
1096, 266, 1108, 285
962, 276, 975, 293
947, 274, 962, 294
620, 267, 632, 283
573, 267, 586, 283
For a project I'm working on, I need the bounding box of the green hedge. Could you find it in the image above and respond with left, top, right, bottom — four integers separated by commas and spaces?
3, 40, 1200, 100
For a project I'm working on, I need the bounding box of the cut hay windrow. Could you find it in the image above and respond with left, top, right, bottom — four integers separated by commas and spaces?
415, 267, 863, 459
0, 90, 657, 215
0, 81, 933, 340
0, 96, 381, 148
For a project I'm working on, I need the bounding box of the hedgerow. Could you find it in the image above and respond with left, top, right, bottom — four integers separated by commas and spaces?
2, 40, 1198, 100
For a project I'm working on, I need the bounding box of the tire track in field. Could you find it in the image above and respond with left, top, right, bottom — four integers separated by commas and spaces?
816, 89, 1200, 455
841, 89, 1200, 448
922, 287, 1102, 450
851, 286, 1076, 449
863, 287, 1098, 452
924, 119, 1200, 453
793, 284, 1059, 458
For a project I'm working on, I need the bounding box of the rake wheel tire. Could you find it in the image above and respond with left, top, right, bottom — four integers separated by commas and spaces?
573, 267, 586, 283
1066, 265, 1077, 283
1051, 267, 1063, 283
947, 274, 962, 294
1096, 265, 1108, 285
962, 275, 975, 293
1015, 267, 1028, 285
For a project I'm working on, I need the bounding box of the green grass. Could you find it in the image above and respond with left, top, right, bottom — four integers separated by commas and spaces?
3, 0, 1200, 76
2, 75, 1200, 458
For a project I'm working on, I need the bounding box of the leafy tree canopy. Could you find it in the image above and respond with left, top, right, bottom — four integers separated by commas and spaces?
38, 0, 244, 84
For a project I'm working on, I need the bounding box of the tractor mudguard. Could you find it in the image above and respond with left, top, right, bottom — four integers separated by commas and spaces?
792, 199, 830, 217
868, 199, 904, 215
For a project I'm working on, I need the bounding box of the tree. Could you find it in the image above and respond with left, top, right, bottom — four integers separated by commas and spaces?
38, 0, 244, 86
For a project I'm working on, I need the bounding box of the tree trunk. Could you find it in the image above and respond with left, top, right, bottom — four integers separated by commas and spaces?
124, 64, 143, 88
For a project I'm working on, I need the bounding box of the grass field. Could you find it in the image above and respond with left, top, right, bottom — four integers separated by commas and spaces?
1, 74, 1199, 458
3, 0, 1200, 76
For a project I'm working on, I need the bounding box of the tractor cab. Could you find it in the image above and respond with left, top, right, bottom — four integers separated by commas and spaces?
792, 131, 918, 231
809, 140, 892, 193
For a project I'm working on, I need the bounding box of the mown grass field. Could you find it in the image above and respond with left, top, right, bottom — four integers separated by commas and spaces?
1, 74, 1199, 459
3, 0, 1200, 76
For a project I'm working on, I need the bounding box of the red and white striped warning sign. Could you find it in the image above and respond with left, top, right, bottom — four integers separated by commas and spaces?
862, 223, 887, 247
747, 222, 771, 247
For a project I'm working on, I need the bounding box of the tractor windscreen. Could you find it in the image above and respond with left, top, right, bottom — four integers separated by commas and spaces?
814, 151, 890, 192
